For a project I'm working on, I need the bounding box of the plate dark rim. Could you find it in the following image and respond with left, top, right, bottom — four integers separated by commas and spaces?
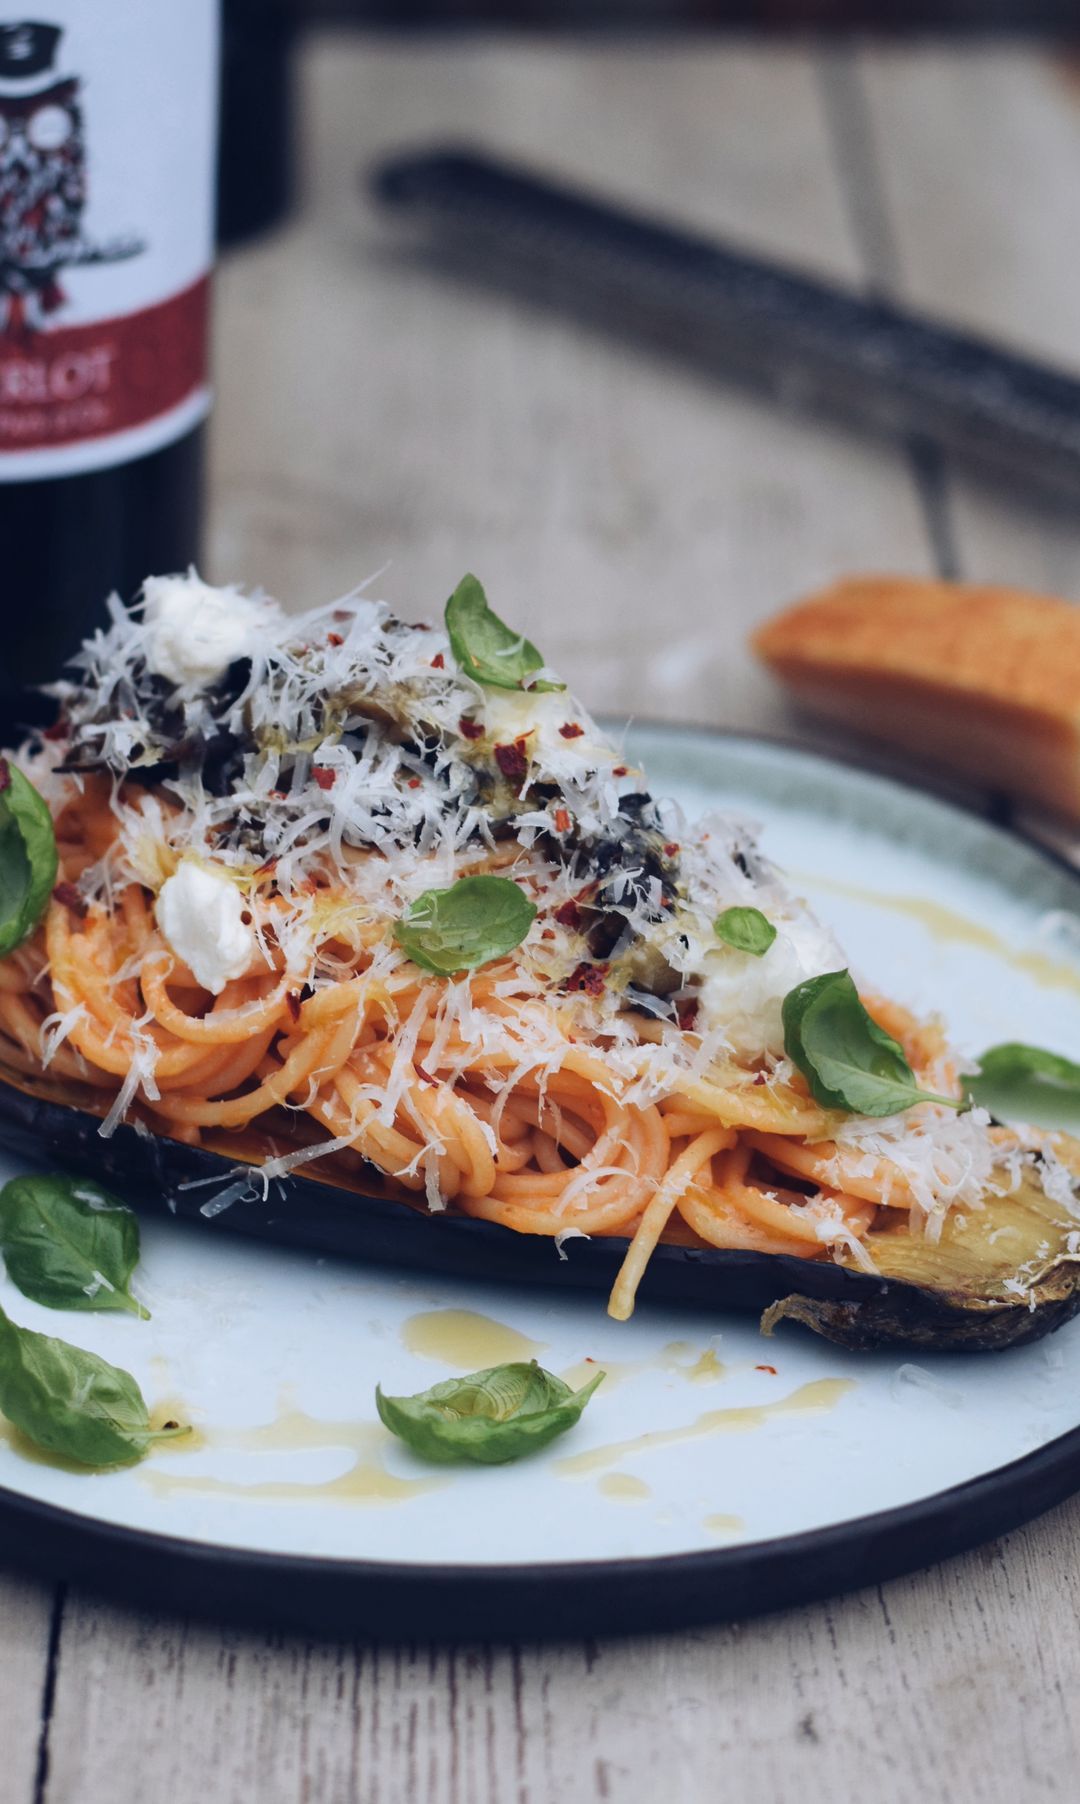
3, 724, 1080, 1641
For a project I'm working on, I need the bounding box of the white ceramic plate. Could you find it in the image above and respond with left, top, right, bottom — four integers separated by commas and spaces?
4, 729, 1080, 1636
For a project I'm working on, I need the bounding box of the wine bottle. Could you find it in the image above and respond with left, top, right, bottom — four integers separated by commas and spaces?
0, 5, 220, 737
218, 0, 294, 249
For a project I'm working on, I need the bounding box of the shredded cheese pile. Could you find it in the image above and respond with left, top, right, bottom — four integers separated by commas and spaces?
17, 568, 1077, 1264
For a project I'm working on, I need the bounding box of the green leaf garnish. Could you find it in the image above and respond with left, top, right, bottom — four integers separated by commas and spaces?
0, 1303, 187, 1468
376, 1359, 604, 1464
0, 1174, 149, 1318
968, 1042, 1080, 1132
782, 969, 959, 1118
0, 760, 58, 958
714, 905, 777, 957
394, 875, 537, 976
445, 574, 565, 693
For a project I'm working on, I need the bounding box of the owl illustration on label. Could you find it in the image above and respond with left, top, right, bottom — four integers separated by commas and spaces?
0, 20, 142, 336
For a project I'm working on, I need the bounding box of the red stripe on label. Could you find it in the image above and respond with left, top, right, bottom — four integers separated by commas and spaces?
0, 274, 209, 453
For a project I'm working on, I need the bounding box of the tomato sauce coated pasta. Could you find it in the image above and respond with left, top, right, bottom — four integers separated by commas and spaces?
0, 779, 946, 1320
0, 572, 1069, 1323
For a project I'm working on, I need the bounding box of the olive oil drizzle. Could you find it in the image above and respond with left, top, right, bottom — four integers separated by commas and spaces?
400, 1308, 544, 1369
798, 872, 1080, 999
141, 1402, 443, 1506
555, 1378, 854, 1479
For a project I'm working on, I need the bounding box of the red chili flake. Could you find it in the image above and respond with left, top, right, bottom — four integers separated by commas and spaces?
326, 631, 344, 647
0, 758, 9, 795
662, 896, 675, 909
675, 998, 699, 1032
565, 961, 608, 996
332, 609, 352, 621
270, 789, 289, 801
255, 856, 278, 877
285, 991, 301, 1023
458, 716, 484, 741
752, 1071, 769, 1086
407, 777, 422, 789
755, 1364, 778, 1376
415, 1062, 436, 1086
554, 899, 582, 930
664, 843, 680, 858
612, 766, 628, 778
558, 721, 584, 740
494, 739, 528, 782
553, 807, 571, 834
541, 927, 556, 941
430, 652, 445, 670
313, 767, 336, 791
53, 881, 87, 920
42, 718, 69, 741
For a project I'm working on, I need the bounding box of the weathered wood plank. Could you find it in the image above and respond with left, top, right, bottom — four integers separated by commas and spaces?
41, 1499, 1080, 1804
0, 1574, 59, 1804
859, 44, 1080, 599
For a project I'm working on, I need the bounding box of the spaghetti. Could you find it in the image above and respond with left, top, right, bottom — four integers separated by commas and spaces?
0, 572, 1073, 1320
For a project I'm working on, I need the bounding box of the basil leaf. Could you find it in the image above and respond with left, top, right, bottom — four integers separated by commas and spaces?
394, 875, 537, 976
445, 574, 564, 693
0, 1174, 149, 1318
0, 1303, 186, 1468
0, 760, 58, 957
376, 1359, 604, 1464
782, 969, 959, 1117
968, 1042, 1080, 1132
714, 906, 777, 957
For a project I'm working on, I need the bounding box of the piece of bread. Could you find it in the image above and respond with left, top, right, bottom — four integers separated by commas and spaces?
753, 575, 1080, 820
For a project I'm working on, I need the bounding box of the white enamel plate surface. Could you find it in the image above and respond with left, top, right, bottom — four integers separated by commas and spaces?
5, 729, 1080, 1630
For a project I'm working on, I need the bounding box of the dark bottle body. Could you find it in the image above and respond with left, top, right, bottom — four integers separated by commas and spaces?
0, 3, 220, 741
0, 429, 204, 736
217, 0, 294, 249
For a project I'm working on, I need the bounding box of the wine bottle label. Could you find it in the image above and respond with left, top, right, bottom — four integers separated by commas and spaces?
0, 5, 218, 480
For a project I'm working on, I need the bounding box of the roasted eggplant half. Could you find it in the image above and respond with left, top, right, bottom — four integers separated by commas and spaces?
1, 1064, 1078, 1353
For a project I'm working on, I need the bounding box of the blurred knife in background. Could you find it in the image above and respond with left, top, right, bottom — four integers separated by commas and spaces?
372, 145, 1080, 502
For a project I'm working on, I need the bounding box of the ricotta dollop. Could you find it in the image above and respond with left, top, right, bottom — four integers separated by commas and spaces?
156, 861, 256, 995
697, 907, 844, 1060
143, 571, 271, 691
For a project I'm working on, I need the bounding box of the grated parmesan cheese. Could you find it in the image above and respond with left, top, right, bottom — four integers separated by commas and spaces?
30, 567, 1072, 1240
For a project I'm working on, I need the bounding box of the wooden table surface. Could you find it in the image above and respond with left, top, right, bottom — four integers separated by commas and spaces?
5, 30, 1080, 1803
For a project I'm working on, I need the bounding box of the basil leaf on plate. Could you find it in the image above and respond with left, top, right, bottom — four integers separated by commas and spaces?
376, 1359, 605, 1464
968, 1042, 1080, 1132
0, 760, 58, 958
394, 875, 537, 976
445, 574, 565, 693
714, 905, 777, 957
0, 1304, 186, 1468
782, 969, 959, 1118
0, 1173, 149, 1318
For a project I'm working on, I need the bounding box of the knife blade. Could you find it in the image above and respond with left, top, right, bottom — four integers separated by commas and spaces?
372, 145, 1080, 499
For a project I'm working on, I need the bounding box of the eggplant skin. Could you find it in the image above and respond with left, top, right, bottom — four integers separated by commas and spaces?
0, 1070, 1078, 1353
762, 1288, 1080, 1354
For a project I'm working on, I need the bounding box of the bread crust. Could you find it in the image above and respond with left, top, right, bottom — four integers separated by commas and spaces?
753, 576, 1080, 818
